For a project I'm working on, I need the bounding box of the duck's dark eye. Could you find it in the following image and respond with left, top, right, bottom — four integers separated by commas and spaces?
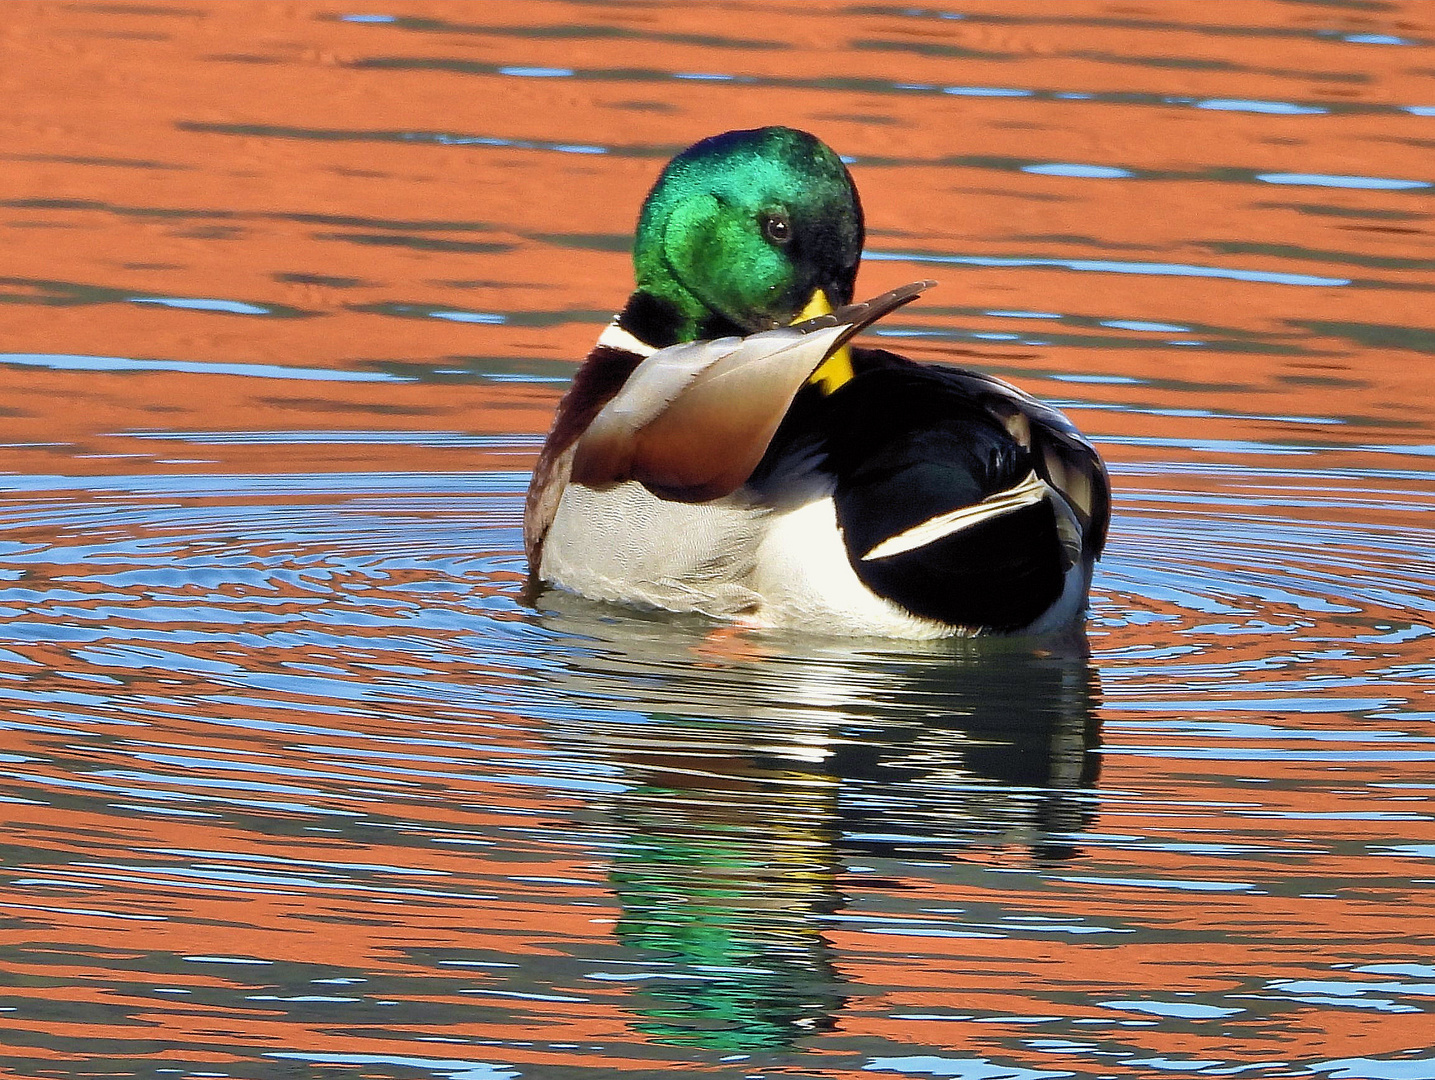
761, 212, 791, 245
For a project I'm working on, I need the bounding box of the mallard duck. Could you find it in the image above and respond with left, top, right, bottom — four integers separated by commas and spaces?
525, 127, 1109, 638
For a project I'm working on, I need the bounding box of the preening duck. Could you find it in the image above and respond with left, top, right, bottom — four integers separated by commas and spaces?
524, 126, 1109, 638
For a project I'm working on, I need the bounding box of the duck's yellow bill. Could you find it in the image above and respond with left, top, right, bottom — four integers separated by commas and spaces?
796, 289, 854, 394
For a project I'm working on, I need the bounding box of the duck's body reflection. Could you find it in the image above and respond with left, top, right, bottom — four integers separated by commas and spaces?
537, 596, 1101, 1051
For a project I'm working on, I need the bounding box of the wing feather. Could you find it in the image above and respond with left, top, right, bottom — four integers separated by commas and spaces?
572, 281, 934, 502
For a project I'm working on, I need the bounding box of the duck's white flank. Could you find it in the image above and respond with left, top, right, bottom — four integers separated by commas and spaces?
749, 497, 959, 638
542, 465, 1091, 638
541, 480, 764, 618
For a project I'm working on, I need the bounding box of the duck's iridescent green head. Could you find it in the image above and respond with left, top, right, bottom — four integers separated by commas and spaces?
631, 127, 864, 346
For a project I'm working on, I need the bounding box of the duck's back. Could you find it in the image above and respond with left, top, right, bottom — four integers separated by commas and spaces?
747, 348, 1109, 635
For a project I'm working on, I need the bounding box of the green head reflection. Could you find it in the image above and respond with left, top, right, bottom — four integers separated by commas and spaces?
609, 778, 844, 1051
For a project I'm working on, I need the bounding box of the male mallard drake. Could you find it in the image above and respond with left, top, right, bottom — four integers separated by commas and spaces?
525, 127, 1109, 638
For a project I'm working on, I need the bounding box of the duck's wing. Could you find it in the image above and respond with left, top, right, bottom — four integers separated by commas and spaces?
817, 356, 1109, 632
571, 282, 934, 503
925, 365, 1110, 558
524, 338, 648, 568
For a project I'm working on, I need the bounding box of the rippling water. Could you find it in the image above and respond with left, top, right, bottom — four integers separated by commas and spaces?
2, 2, 1434, 1077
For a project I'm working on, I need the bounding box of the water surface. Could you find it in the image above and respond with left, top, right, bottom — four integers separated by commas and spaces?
1, 2, 1434, 1077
